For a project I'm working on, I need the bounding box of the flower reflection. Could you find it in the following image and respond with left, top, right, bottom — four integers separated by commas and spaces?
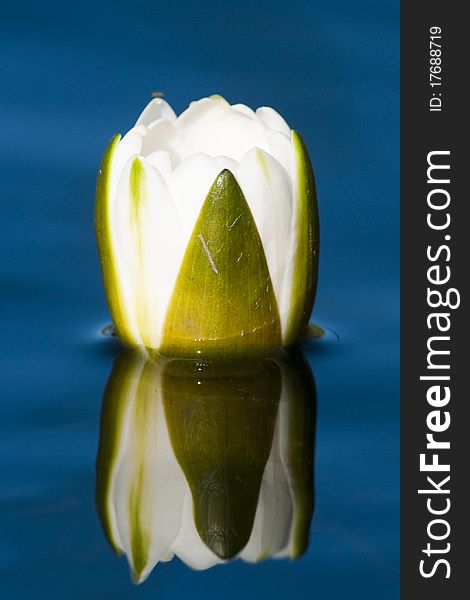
96, 351, 316, 583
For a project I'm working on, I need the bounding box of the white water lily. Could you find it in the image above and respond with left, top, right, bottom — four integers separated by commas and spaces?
96, 352, 315, 583
95, 95, 319, 356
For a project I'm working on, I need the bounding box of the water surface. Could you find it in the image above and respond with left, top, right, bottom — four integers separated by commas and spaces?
1, 1, 399, 598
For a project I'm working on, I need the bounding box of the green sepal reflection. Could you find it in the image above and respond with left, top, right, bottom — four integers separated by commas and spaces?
162, 359, 281, 559
280, 352, 316, 558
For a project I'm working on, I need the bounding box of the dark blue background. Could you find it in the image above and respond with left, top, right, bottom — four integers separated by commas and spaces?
0, 1, 399, 598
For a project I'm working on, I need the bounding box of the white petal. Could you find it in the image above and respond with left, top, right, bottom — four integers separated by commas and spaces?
106, 155, 144, 347
110, 129, 143, 202
214, 155, 240, 174
135, 98, 177, 127
166, 153, 222, 247
176, 96, 230, 133
264, 130, 294, 180
140, 119, 179, 163
175, 98, 269, 162
113, 157, 185, 348
231, 103, 258, 119
256, 106, 291, 136
236, 148, 293, 320
171, 491, 224, 570
146, 150, 173, 178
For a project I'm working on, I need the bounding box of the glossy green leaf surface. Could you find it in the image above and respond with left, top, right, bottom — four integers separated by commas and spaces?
160, 170, 281, 358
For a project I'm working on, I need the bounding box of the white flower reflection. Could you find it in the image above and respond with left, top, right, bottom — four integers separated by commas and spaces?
96, 352, 316, 583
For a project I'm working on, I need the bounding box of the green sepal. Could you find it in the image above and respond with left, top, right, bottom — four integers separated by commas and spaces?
284, 132, 319, 346
160, 169, 281, 358
95, 135, 135, 346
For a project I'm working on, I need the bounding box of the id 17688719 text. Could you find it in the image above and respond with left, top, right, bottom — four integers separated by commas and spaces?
429, 26, 443, 112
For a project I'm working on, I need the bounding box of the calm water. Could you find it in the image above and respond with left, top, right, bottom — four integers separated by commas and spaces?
1, 1, 399, 598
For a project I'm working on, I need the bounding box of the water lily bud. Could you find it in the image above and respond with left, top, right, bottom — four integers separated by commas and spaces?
95, 96, 319, 357
96, 351, 316, 583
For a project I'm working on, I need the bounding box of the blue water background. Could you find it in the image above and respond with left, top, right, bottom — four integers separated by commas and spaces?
0, 1, 399, 598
